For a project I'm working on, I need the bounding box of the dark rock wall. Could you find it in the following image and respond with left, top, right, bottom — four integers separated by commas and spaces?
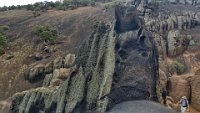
108, 2, 158, 106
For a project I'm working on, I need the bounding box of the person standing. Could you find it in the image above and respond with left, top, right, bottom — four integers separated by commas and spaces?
178, 96, 189, 113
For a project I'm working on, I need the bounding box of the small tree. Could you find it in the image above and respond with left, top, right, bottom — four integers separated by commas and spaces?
26, 4, 34, 11
0, 33, 7, 55
36, 25, 58, 43
172, 60, 185, 75
0, 6, 8, 11
8, 5, 16, 10
17, 5, 22, 9
32, 7, 41, 17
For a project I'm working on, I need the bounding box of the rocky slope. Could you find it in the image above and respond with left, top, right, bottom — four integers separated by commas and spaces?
0, 7, 113, 100
0, 0, 200, 113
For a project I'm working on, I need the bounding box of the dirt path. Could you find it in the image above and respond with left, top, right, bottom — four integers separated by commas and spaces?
187, 106, 200, 113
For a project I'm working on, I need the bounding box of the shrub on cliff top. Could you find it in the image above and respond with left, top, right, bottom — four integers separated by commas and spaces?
171, 60, 185, 75
0, 33, 7, 55
35, 25, 58, 43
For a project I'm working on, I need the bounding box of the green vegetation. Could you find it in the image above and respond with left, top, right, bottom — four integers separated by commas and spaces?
171, 60, 185, 74
32, 7, 41, 17
55, 0, 95, 10
0, 0, 96, 12
36, 25, 59, 43
104, 4, 113, 10
0, 25, 9, 55
103, 1, 121, 11
0, 6, 8, 11
0, 33, 7, 55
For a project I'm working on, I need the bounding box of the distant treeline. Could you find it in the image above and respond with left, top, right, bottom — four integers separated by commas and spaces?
0, 0, 96, 12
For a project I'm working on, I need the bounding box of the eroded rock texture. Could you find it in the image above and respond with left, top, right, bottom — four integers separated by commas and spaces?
10, 22, 116, 113
109, 2, 158, 105
191, 74, 200, 111
9, 1, 159, 113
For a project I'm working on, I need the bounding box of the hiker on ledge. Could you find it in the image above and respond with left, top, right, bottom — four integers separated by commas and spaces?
178, 96, 189, 113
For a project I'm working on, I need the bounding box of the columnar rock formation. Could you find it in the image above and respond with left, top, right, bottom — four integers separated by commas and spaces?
9, 0, 159, 113
7, 0, 200, 113
10, 22, 116, 113
168, 0, 200, 5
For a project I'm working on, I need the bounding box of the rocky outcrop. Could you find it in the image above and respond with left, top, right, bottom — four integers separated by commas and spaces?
109, 28, 158, 105
10, 22, 116, 113
43, 68, 72, 87
146, 15, 198, 32
9, 1, 159, 112
168, 0, 200, 5
107, 0, 158, 106
167, 30, 190, 57
24, 54, 75, 83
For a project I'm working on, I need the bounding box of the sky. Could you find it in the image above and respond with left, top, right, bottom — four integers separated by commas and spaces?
0, 0, 58, 7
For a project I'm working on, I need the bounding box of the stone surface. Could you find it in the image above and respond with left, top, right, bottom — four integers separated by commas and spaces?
8, 0, 200, 113
167, 76, 190, 102
106, 100, 178, 113
24, 64, 46, 83
191, 74, 200, 111
63, 54, 75, 68
10, 21, 116, 113
9, 1, 159, 112
167, 30, 190, 57
109, 28, 158, 106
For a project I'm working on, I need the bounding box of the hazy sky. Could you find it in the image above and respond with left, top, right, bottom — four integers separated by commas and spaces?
0, 0, 58, 7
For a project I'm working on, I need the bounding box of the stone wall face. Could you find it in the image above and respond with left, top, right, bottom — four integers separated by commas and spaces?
191, 75, 200, 111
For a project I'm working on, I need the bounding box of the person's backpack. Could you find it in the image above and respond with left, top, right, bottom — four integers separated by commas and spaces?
181, 99, 188, 107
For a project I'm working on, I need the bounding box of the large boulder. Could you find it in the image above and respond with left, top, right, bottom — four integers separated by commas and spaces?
63, 54, 75, 68
24, 64, 46, 83
106, 100, 178, 113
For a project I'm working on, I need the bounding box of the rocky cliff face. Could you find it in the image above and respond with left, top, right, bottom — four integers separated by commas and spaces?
143, 0, 200, 112
10, 22, 115, 113
109, 1, 158, 106
168, 0, 200, 6
4, 0, 200, 113
9, 0, 159, 113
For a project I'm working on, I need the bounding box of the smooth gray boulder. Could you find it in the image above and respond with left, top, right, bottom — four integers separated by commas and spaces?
106, 100, 178, 113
